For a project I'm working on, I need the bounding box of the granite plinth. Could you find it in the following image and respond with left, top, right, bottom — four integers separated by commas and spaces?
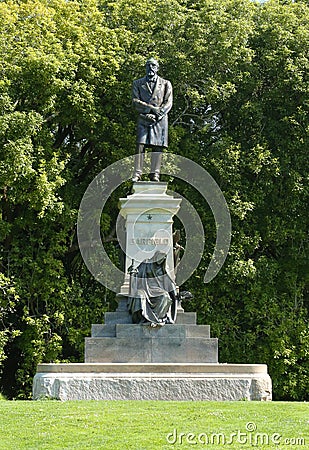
33, 363, 272, 401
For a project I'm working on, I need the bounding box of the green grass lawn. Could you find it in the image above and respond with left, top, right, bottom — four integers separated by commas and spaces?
0, 400, 307, 449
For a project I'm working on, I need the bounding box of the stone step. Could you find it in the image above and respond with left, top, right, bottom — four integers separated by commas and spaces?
91, 323, 210, 338
36, 362, 270, 375
176, 311, 196, 324
115, 324, 211, 339
84, 336, 218, 364
102, 310, 197, 325
186, 325, 210, 338
104, 311, 131, 324
91, 324, 116, 337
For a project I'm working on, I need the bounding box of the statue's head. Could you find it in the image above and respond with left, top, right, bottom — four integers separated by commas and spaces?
146, 57, 159, 78
152, 250, 167, 265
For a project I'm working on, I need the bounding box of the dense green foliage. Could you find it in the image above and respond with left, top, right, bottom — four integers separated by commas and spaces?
0, 0, 308, 399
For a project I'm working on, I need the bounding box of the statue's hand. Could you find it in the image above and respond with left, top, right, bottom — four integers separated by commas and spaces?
145, 113, 157, 122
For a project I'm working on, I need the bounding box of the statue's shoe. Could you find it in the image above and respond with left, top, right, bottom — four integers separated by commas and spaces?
132, 174, 141, 182
149, 173, 160, 182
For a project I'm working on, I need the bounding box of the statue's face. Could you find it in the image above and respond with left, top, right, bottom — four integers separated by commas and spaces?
153, 252, 167, 265
146, 61, 159, 79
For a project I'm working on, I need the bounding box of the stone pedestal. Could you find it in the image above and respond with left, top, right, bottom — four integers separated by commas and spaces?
118, 182, 181, 296
32, 180, 272, 401
85, 314, 218, 364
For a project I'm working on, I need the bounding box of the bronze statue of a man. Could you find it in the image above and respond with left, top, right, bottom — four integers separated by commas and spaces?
132, 58, 173, 182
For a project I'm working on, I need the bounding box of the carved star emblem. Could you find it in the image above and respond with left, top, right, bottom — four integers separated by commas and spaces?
147, 214, 153, 220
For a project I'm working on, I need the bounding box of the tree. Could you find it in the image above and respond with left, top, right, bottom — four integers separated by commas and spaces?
0, 0, 131, 397
0, 0, 308, 400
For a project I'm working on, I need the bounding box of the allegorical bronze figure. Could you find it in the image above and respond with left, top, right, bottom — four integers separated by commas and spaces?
132, 58, 173, 182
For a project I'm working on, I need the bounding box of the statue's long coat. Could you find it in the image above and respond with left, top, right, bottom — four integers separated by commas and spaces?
132, 76, 173, 148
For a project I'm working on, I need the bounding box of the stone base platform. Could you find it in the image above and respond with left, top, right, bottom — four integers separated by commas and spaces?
85, 324, 218, 364
32, 363, 272, 401
85, 313, 218, 364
